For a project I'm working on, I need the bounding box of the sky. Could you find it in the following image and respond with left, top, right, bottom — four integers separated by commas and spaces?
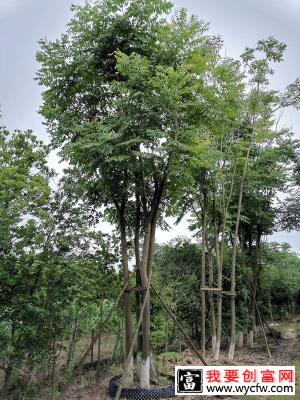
0, 0, 299, 251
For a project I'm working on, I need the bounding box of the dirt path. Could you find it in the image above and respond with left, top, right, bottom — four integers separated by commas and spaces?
240, 317, 300, 400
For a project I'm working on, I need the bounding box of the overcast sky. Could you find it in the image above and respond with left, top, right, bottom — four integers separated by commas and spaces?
1, 0, 299, 251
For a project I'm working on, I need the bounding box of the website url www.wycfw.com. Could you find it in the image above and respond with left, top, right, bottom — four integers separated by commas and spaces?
175, 366, 296, 396
206, 384, 294, 395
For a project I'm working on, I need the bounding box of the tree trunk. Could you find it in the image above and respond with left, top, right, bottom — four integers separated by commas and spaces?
201, 201, 207, 358
51, 334, 56, 400
120, 219, 133, 384
97, 299, 103, 377
66, 314, 79, 369
228, 298, 236, 360
247, 330, 254, 348
251, 232, 261, 340
138, 219, 152, 388
134, 191, 143, 376
112, 316, 123, 364
138, 175, 165, 387
236, 331, 244, 348
200, 192, 208, 357
139, 213, 158, 388
165, 319, 169, 352
228, 149, 250, 360
90, 329, 94, 364
208, 247, 216, 355
145, 222, 158, 386
213, 199, 222, 360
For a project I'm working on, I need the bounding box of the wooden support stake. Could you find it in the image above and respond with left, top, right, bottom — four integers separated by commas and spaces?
201, 287, 221, 292
201, 287, 235, 296
251, 289, 272, 359
262, 316, 280, 346
151, 284, 207, 366
221, 291, 236, 296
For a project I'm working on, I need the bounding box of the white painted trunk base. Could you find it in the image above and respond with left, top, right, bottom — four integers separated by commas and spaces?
140, 356, 150, 388
253, 325, 259, 336
247, 330, 254, 348
136, 353, 142, 380
213, 340, 220, 360
228, 341, 235, 360
237, 331, 244, 348
123, 355, 134, 385
211, 335, 217, 356
150, 354, 159, 384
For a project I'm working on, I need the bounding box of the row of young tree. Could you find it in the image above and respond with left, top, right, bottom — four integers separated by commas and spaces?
1, 0, 300, 397
154, 239, 300, 351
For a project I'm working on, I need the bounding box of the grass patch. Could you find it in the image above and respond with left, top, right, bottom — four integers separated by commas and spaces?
157, 351, 183, 376
159, 375, 169, 383
109, 364, 123, 376
158, 351, 182, 362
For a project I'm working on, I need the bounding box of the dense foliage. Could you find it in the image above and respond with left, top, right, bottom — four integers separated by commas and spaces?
152, 239, 300, 350
1, 0, 300, 398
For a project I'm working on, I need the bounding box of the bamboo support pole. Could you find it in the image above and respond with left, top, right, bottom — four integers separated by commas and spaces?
262, 316, 280, 346
251, 289, 272, 359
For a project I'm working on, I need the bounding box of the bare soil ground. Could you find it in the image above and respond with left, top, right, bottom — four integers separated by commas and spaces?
51, 322, 299, 400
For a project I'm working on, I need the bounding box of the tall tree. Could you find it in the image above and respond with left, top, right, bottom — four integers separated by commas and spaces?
37, 0, 222, 386
227, 37, 300, 358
